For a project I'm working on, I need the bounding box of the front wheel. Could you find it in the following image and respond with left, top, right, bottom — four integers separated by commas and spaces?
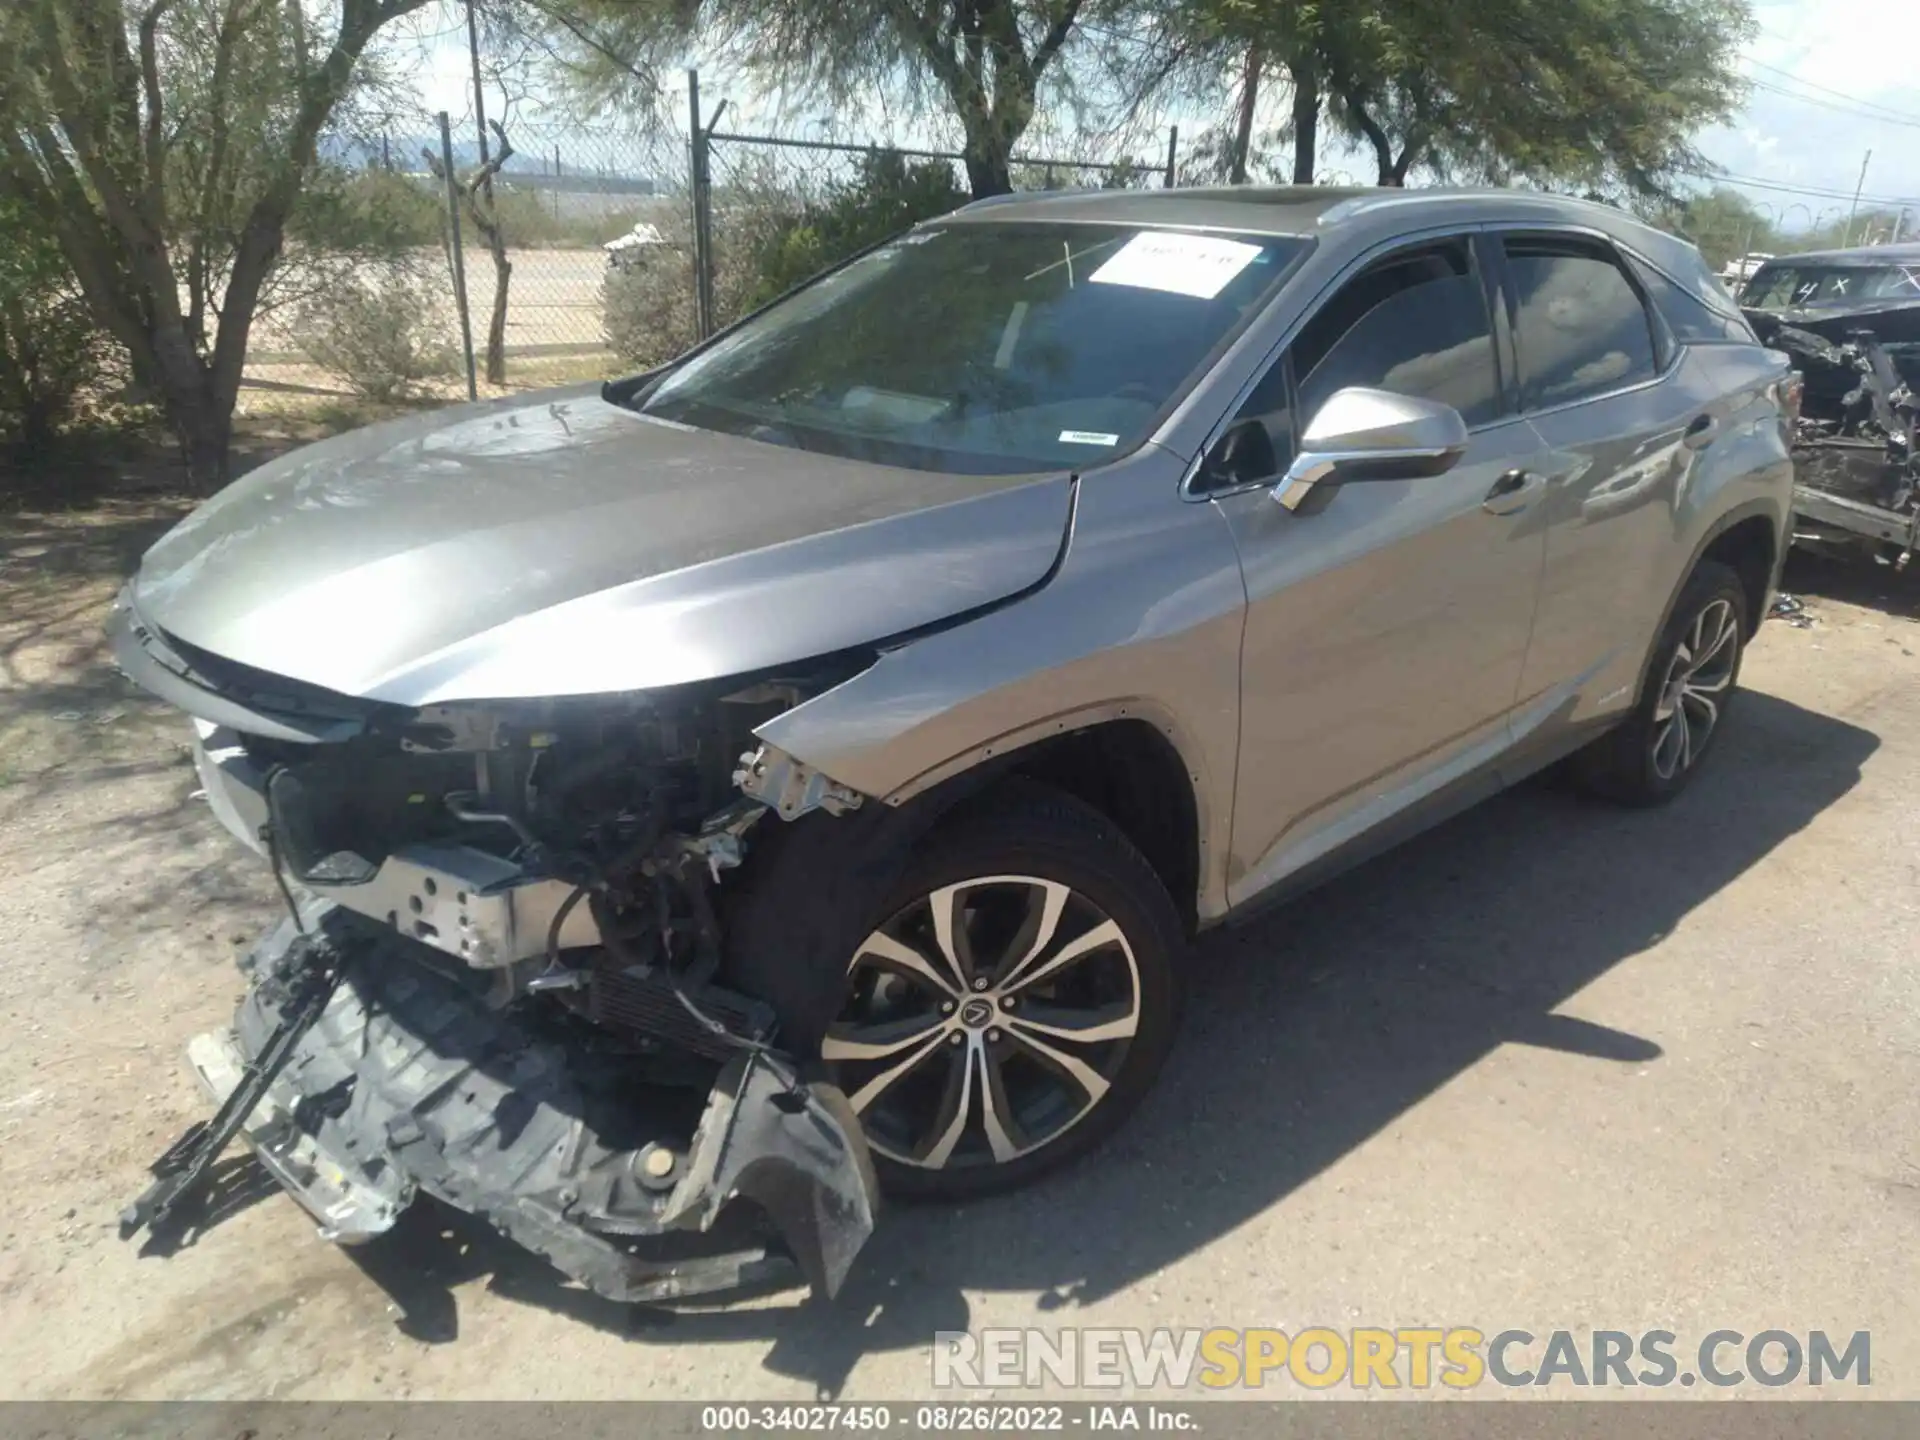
817, 784, 1185, 1200
1570, 559, 1749, 806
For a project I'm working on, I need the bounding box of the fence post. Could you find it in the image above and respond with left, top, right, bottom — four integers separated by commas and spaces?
438, 111, 478, 402
1164, 125, 1178, 189
688, 68, 716, 341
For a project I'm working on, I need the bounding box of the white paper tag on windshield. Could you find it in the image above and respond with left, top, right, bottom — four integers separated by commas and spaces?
1089, 231, 1262, 299
1059, 429, 1120, 446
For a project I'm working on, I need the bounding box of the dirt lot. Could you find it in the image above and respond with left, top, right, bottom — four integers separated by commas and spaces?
248, 248, 618, 363
1, 443, 1918, 1400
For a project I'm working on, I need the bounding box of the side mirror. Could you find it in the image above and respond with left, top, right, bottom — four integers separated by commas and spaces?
1274, 387, 1469, 513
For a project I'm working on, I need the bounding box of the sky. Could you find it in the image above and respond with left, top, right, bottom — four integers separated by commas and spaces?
398, 0, 1920, 233
1696, 0, 1920, 229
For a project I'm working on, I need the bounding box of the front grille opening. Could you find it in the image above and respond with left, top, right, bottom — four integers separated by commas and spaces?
157, 625, 396, 726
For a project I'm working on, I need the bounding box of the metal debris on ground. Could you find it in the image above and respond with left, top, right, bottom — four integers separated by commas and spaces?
1770, 593, 1814, 628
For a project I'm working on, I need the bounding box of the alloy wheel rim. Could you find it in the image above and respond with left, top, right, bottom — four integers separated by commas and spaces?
821, 875, 1140, 1171
1650, 597, 1738, 781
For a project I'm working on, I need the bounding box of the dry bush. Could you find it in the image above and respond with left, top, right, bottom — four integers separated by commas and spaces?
601, 186, 805, 368
295, 269, 458, 401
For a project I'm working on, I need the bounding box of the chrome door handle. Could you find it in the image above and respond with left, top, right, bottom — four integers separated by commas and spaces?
1483, 468, 1545, 515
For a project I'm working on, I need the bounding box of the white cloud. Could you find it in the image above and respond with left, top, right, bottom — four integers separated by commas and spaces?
1699, 0, 1920, 221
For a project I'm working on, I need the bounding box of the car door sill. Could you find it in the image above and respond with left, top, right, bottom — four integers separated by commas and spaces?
1221, 677, 1608, 927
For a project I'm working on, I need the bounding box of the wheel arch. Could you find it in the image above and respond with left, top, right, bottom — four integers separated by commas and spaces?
1697, 510, 1780, 639
876, 704, 1213, 934
1633, 498, 1783, 707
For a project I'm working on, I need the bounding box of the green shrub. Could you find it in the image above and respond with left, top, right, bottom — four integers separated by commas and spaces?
295, 269, 457, 401
601, 192, 802, 367
601, 151, 967, 369
0, 197, 113, 450
744, 151, 967, 306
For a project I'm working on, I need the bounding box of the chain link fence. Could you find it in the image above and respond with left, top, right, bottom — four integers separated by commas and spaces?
249, 67, 1176, 400
243, 114, 680, 400
230, 58, 1916, 405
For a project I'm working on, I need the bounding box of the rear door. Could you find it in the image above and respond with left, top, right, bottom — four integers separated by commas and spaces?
1206, 233, 1554, 905
1496, 232, 1724, 729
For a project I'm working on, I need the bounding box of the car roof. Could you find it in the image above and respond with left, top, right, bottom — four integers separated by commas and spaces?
938, 184, 1712, 285
945, 183, 1641, 235
1751, 243, 1920, 268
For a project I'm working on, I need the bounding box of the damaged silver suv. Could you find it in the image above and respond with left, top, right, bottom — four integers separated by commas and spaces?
112, 187, 1794, 1303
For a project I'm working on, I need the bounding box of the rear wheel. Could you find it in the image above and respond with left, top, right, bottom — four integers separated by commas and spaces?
817, 784, 1185, 1200
1571, 560, 1748, 806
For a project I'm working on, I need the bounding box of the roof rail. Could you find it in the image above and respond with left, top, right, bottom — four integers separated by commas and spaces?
957, 190, 1061, 212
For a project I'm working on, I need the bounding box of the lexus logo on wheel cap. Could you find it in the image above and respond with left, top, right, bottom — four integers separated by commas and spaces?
960, 998, 995, 1028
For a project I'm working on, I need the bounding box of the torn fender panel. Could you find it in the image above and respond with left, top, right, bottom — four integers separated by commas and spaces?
753, 444, 1246, 923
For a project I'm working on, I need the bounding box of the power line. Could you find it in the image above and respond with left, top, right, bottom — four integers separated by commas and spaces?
1747, 77, 1920, 131
1745, 58, 1920, 126
1707, 168, 1920, 207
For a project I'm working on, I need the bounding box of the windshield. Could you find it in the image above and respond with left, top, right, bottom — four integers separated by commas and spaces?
637, 222, 1308, 474
1742, 261, 1920, 311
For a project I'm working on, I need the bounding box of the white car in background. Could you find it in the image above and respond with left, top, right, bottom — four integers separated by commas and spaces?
604, 220, 671, 271
1720, 252, 1774, 298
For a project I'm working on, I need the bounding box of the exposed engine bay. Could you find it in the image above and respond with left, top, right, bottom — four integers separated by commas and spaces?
1754, 322, 1919, 567
112, 595, 887, 1303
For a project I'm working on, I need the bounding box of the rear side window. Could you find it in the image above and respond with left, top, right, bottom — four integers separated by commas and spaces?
1627, 254, 1758, 345
1505, 238, 1659, 409
1293, 239, 1502, 428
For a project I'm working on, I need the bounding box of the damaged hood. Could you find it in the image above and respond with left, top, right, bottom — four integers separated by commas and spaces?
131, 385, 1073, 704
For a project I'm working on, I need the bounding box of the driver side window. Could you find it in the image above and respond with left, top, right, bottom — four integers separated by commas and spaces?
1202, 237, 1500, 490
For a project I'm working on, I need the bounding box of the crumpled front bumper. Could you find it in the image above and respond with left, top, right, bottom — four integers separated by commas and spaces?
189, 908, 878, 1304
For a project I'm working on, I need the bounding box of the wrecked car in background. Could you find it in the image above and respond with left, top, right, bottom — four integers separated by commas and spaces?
111, 186, 1792, 1307
1740, 245, 1920, 567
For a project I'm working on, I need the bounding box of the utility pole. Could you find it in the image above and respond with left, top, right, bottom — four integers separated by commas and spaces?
1843, 149, 1872, 248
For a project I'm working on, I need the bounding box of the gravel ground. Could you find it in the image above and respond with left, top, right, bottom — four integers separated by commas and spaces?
1, 477, 1916, 1401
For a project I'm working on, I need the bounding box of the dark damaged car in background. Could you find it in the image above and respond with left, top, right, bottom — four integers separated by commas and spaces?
111, 187, 1794, 1304
1738, 243, 1920, 568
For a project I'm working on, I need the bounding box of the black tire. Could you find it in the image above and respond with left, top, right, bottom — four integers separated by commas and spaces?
730, 779, 1185, 1201
1570, 559, 1749, 806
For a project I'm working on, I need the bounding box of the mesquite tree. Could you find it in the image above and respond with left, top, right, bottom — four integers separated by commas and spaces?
0, 0, 434, 483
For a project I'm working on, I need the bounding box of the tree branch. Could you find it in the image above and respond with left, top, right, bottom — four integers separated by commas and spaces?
465, 118, 515, 201
1339, 87, 1395, 184
1390, 124, 1428, 185
518, 0, 662, 101
881, 0, 981, 115
137, 0, 178, 231
1, 127, 161, 377
208, 0, 434, 408
1031, 0, 1086, 77
189, 0, 264, 351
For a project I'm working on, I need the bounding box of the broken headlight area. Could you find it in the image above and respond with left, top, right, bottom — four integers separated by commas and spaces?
125, 662, 886, 1302
211, 669, 860, 974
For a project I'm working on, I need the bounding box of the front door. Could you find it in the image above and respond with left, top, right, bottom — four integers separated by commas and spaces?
1204, 235, 1551, 906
